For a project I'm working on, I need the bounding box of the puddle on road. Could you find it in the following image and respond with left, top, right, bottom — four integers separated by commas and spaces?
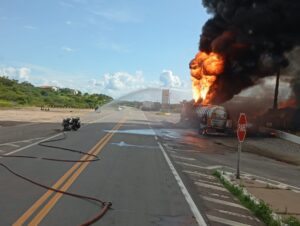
110, 141, 157, 149
104, 129, 156, 136
159, 130, 181, 139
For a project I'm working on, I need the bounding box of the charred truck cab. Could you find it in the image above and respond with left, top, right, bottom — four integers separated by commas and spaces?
180, 101, 232, 135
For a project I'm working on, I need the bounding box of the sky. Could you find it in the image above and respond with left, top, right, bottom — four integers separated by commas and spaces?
0, 0, 210, 98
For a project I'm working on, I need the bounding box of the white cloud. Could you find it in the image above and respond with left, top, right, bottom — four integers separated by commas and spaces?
41, 80, 63, 87
88, 70, 188, 98
89, 71, 145, 97
96, 39, 129, 53
0, 66, 30, 81
61, 46, 75, 52
91, 9, 138, 23
0, 64, 190, 100
160, 70, 183, 88
59, 1, 74, 8
24, 25, 36, 30
65, 20, 72, 25
19, 67, 31, 80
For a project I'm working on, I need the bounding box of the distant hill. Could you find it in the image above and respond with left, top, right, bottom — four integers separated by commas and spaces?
0, 76, 113, 108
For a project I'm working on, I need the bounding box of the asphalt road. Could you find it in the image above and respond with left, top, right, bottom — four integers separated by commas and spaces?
1, 107, 299, 226
0, 107, 200, 226
144, 111, 300, 189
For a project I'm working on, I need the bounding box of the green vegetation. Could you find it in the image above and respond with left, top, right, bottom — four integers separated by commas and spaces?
0, 76, 113, 108
213, 171, 300, 226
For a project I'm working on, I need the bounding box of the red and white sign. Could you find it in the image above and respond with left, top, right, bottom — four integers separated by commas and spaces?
237, 113, 247, 142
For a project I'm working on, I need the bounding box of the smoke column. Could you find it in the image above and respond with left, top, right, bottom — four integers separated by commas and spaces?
198, 0, 300, 105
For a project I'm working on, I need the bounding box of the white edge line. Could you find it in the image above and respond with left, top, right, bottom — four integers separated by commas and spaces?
158, 142, 207, 226
1, 113, 113, 158
143, 110, 206, 225
1, 133, 63, 157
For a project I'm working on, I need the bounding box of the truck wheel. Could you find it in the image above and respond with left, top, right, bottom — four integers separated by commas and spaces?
198, 128, 207, 136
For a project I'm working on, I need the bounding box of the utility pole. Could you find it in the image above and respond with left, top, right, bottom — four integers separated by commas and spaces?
273, 67, 280, 110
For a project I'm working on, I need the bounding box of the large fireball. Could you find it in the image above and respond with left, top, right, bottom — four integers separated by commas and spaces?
189, 52, 224, 105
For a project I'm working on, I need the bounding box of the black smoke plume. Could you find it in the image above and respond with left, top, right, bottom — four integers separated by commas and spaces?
198, 0, 300, 104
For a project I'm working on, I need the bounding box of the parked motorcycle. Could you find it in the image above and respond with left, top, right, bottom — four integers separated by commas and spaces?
62, 117, 81, 131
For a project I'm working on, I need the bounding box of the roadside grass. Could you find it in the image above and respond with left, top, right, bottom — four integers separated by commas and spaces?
0, 100, 14, 108
213, 171, 300, 226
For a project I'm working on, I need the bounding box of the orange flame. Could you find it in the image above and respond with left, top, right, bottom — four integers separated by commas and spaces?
190, 52, 224, 105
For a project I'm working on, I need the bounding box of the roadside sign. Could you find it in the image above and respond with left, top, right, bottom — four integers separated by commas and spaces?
236, 113, 247, 179
237, 113, 247, 142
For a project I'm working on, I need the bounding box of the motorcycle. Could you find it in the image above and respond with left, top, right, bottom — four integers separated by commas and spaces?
62, 117, 81, 131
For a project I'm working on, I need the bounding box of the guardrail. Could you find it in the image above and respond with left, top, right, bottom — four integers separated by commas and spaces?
261, 127, 300, 145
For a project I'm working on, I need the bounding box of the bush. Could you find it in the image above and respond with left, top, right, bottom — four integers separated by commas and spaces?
0, 100, 14, 107
0, 76, 113, 108
213, 171, 282, 226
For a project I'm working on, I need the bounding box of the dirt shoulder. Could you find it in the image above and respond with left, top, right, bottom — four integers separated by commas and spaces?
0, 107, 92, 126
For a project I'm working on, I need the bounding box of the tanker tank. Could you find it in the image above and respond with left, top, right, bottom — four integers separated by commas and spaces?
180, 100, 232, 135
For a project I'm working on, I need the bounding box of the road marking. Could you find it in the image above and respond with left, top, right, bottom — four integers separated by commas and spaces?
195, 178, 221, 186
210, 193, 230, 199
175, 161, 222, 170
15, 138, 43, 143
222, 169, 300, 193
0, 133, 63, 159
158, 142, 207, 226
194, 182, 228, 192
28, 124, 122, 226
28, 121, 124, 226
175, 160, 300, 194
202, 196, 246, 209
171, 154, 196, 161
1, 143, 20, 147
1, 113, 113, 159
13, 120, 125, 226
13, 131, 113, 226
207, 215, 251, 226
1, 122, 38, 128
217, 210, 258, 222
183, 170, 215, 180
0, 137, 46, 146
168, 148, 199, 153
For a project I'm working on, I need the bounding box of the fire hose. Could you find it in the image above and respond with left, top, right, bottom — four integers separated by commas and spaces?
0, 132, 112, 226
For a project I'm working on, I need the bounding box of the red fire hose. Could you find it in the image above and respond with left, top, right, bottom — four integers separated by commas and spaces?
0, 132, 112, 226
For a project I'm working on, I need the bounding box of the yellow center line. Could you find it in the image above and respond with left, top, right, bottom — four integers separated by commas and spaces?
28, 122, 123, 225
13, 119, 125, 226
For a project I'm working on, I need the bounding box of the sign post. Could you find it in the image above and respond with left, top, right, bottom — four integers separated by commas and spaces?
236, 113, 247, 179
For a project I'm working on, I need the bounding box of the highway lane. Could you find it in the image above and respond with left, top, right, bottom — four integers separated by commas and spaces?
145, 111, 300, 188
4, 106, 292, 225
0, 109, 122, 225
0, 110, 112, 155
0, 122, 59, 148
0, 107, 204, 226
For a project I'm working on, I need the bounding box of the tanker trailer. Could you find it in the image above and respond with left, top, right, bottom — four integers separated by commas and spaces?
196, 105, 232, 135
181, 101, 232, 135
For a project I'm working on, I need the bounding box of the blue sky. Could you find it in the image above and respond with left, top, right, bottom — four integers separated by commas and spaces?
0, 0, 210, 98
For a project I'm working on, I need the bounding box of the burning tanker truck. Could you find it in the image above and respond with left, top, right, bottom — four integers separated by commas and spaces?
185, 0, 300, 134
181, 46, 233, 135
180, 101, 232, 135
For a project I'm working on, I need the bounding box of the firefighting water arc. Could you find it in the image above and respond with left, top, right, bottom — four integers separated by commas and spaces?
189, 52, 224, 105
